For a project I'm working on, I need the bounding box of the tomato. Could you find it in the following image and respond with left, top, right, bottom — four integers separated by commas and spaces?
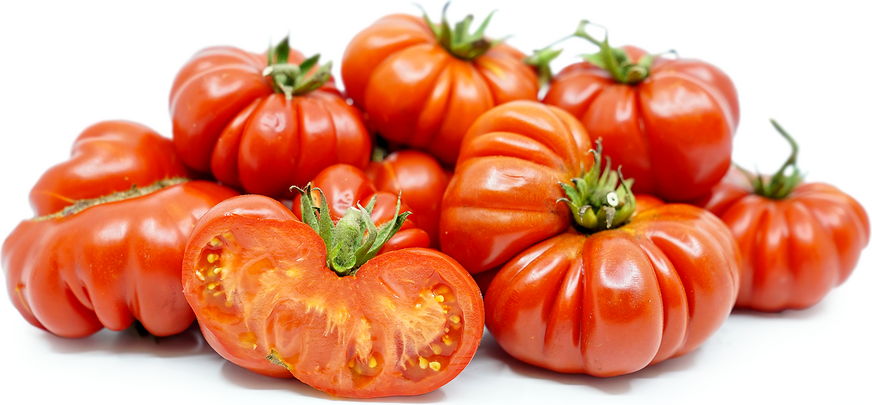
694, 121, 869, 311
541, 21, 739, 202
485, 201, 740, 376
170, 37, 371, 198
182, 192, 484, 398
29, 120, 190, 216
3, 121, 239, 338
440, 100, 594, 274
291, 164, 430, 252
341, 7, 539, 165
366, 150, 449, 248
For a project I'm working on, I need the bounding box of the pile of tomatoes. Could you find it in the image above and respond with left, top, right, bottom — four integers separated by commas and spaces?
2, 4, 868, 400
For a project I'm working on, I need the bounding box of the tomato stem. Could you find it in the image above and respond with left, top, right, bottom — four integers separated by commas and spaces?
558, 140, 636, 232
418, 3, 503, 61
736, 119, 804, 200
528, 20, 658, 86
292, 184, 410, 276
263, 36, 332, 99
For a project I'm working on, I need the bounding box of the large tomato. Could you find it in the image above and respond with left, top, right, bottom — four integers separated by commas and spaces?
291, 163, 430, 252
2, 121, 238, 338
440, 100, 593, 274
170, 37, 371, 198
542, 21, 739, 202
182, 192, 484, 398
341, 7, 539, 165
366, 150, 449, 248
694, 121, 869, 311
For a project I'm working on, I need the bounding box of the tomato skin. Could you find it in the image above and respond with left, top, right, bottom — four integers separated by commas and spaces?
170, 46, 371, 198
366, 150, 449, 249
291, 164, 430, 252
485, 202, 740, 376
3, 181, 238, 338
440, 100, 594, 274
29, 120, 190, 216
341, 14, 539, 165
543, 46, 739, 202
694, 168, 870, 311
183, 194, 484, 398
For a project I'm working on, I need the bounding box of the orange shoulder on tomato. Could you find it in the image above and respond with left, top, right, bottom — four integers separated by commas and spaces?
182, 192, 484, 398
170, 37, 371, 198
3, 121, 238, 338
542, 21, 739, 202
693, 122, 869, 311
341, 7, 538, 165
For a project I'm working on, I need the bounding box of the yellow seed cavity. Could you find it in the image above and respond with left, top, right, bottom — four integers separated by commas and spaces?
207, 282, 219, 290
449, 315, 461, 324
429, 361, 441, 371
368, 356, 377, 368
222, 232, 234, 241
415, 303, 422, 308
195, 270, 205, 281
347, 359, 355, 368
442, 335, 453, 345
212, 291, 224, 297
435, 295, 444, 303
207, 253, 219, 263
209, 237, 221, 247
432, 345, 442, 355
418, 357, 428, 369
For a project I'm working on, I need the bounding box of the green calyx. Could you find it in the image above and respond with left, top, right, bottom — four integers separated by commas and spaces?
558, 140, 636, 232
263, 36, 332, 99
419, 3, 504, 61
292, 185, 410, 277
527, 20, 665, 86
737, 119, 804, 200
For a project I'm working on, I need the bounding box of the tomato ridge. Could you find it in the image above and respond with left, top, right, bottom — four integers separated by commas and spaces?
33, 177, 190, 221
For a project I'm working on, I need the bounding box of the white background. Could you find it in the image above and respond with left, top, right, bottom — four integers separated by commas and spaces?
1, 0, 871, 403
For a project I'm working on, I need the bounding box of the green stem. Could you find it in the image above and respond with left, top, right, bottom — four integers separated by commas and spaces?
418, 2, 502, 61
557, 140, 636, 232
263, 36, 332, 99
735, 119, 804, 200
292, 184, 410, 276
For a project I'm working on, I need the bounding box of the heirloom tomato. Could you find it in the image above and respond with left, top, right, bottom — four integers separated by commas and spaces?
440, 100, 594, 274
541, 21, 739, 202
170, 37, 370, 198
483, 142, 739, 376
694, 121, 869, 311
291, 164, 430, 252
341, 5, 539, 165
366, 150, 449, 248
3, 121, 238, 338
182, 190, 484, 398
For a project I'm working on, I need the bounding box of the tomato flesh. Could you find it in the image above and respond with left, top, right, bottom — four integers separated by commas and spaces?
183, 195, 483, 398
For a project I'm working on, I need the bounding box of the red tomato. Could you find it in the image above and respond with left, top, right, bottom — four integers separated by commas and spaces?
366, 150, 449, 248
182, 194, 484, 398
695, 142, 869, 311
485, 201, 740, 376
3, 121, 238, 338
341, 10, 539, 165
440, 100, 594, 274
170, 38, 371, 198
543, 32, 739, 202
291, 164, 430, 252
29, 120, 190, 216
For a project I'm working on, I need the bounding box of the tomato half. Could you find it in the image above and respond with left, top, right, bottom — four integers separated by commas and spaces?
170, 38, 371, 198
182, 194, 484, 398
341, 10, 538, 165
3, 121, 238, 338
